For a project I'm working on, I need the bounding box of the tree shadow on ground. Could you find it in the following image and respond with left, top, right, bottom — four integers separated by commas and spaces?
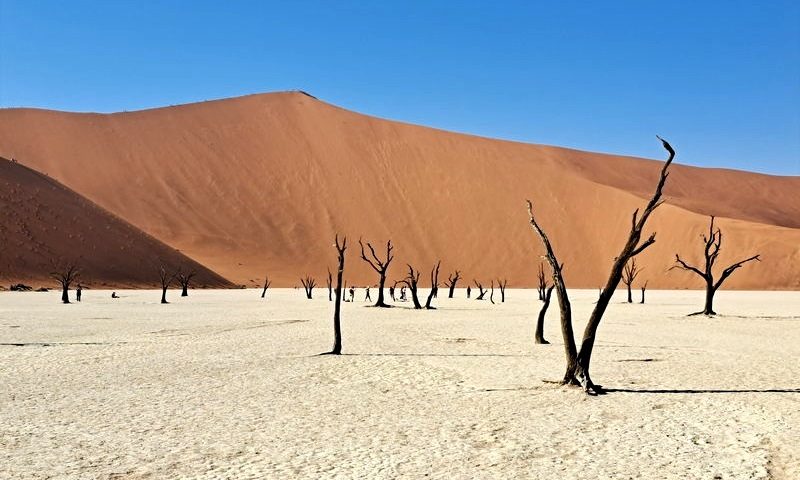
603, 387, 800, 394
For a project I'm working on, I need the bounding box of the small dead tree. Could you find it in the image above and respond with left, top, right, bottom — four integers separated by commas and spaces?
325, 235, 347, 355
497, 278, 508, 302
621, 259, 642, 303
50, 262, 80, 304
300, 276, 316, 299
535, 285, 556, 344
489, 280, 496, 304
358, 239, 394, 307
444, 270, 461, 298
424, 260, 441, 309
404, 265, 422, 309
158, 265, 177, 304
537, 263, 548, 301
176, 269, 196, 297
672, 215, 761, 315
326, 268, 333, 301
526, 136, 674, 394
640, 281, 648, 304
261, 275, 272, 298
473, 281, 488, 300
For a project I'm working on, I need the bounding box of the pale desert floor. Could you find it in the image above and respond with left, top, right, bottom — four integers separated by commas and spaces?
1, 288, 798, 479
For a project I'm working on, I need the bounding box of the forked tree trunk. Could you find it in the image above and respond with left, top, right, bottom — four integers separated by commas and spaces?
405, 265, 422, 309
424, 261, 441, 309
535, 285, 555, 344
328, 235, 347, 355
359, 239, 394, 308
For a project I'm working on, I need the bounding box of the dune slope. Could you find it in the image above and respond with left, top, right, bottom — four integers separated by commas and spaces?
0, 92, 797, 288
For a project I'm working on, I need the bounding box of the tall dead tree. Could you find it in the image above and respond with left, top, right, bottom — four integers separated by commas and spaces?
404, 265, 422, 309
261, 275, 272, 299
424, 261, 441, 309
621, 259, 642, 303
176, 269, 196, 297
158, 265, 176, 304
326, 268, 333, 301
50, 262, 80, 304
672, 215, 760, 315
640, 281, 648, 304
325, 235, 347, 355
526, 136, 675, 395
444, 270, 461, 298
497, 278, 508, 303
535, 285, 556, 344
358, 239, 394, 307
473, 281, 488, 300
537, 263, 548, 301
300, 276, 316, 299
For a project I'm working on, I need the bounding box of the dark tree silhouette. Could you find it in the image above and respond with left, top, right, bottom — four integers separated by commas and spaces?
424, 261, 441, 309
177, 269, 196, 297
497, 278, 508, 303
535, 285, 556, 344
640, 281, 648, 304
489, 280, 496, 304
537, 263, 548, 301
326, 234, 347, 354
300, 276, 316, 299
261, 275, 272, 299
444, 270, 461, 298
672, 215, 761, 315
326, 268, 333, 301
403, 265, 422, 309
358, 239, 394, 307
621, 259, 642, 303
473, 281, 488, 300
526, 136, 674, 395
50, 262, 80, 304
158, 265, 177, 304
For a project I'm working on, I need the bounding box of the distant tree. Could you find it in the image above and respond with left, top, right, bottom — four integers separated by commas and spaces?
473, 281, 488, 300
325, 234, 347, 355
537, 263, 549, 302
261, 274, 272, 299
50, 262, 80, 304
526, 136, 674, 394
640, 281, 648, 304
535, 285, 556, 344
621, 259, 642, 303
443, 270, 461, 298
489, 280, 496, 304
424, 260, 441, 309
403, 265, 422, 309
176, 269, 196, 297
672, 215, 760, 315
358, 239, 394, 307
158, 265, 177, 304
300, 276, 317, 299
497, 278, 508, 303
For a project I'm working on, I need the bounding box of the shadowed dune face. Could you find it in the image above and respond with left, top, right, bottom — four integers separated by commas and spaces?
0, 158, 232, 288
0, 91, 798, 288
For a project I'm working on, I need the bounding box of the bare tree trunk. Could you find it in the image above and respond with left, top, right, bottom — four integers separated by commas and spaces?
161, 287, 168, 304
405, 265, 422, 309
424, 261, 441, 309
300, 277, 316, 299
261, 275, 272, 299
327, 268, 333, 301
359, 239, 394, 308
535, 285, 555, 344
61, 284, 69, 304
445, 270, 461, 298
640, 282, 647, 304
497, 279, 507, 302
474, 281, 488, 300
489, 281, 495, 304
327, 235, 347, 355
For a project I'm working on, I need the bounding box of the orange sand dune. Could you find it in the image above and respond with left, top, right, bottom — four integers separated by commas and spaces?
0, 158, 232, 288
0, 92, 797, 288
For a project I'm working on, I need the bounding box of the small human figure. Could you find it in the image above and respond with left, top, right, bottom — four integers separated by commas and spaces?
111, 292, 119, 298
389, 286, 396, 301
349, 287, 355, 302
400, 286, 407, 301
76, 285, 82, 302
365, 286, 372, 302
467, 286, 471, 299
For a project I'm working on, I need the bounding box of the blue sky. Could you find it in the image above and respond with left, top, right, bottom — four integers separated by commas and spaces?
1, 1, 798, 175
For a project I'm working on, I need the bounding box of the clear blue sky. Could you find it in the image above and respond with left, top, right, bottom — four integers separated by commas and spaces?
1, 1, 798, 175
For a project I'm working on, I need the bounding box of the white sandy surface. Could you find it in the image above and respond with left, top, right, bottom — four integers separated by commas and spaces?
1, 288, 798, 479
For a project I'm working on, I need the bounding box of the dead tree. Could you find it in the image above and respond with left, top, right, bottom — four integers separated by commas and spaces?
50, 262, 80, 304
325, 235, 347, 354
404, 265, 422, 309
535, 285, 556, 344
158, 265, 176, 304
473, 281, 488, 300
176, 269, 196, 297
326, 268, 333, 301
497, 278, 508, 302
672, 215, 760, 315
489, 280, 496, 304
526, 136, 675, 395
300, 276, 316, 299
621, 259, 642, 303
537, 263, 548, 301
640, 281, 648, 304
358, 239, 394, 307
424, 261, 441, 309
444, 270, 461, 298
261, 275, 272, 298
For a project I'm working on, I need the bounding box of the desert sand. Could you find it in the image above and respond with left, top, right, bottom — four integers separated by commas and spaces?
1, 92, 798, 289
2, 289, 798, 479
